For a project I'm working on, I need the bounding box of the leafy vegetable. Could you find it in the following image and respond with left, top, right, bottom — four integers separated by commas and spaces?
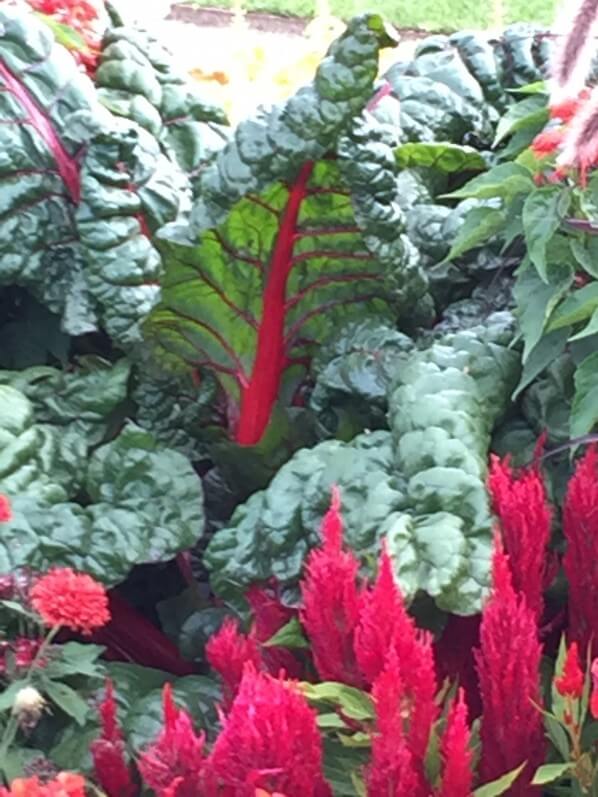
0, 364, 204, 584
146, 15, 432, 447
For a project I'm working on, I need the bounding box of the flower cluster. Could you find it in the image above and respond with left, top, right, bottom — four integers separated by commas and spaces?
90, 680, 136, 797
25, 0, 105, 75
29, 568, 110, 635
0, 773, 86, 797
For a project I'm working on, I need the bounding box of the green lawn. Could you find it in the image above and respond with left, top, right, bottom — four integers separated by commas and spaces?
185, 0, 557, 30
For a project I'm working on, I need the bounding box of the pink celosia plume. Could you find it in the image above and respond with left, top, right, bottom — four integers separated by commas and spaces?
563, 446, 598, 656
299, 487, 364, 686
436, 688, 473, 797
206, 617, 262, 708
475, 538, 544, 796
366, 649, 426, 797
138, 683, 208, 797
90, 680, 137, 797
208, 664, 332, 796
488, 455, 552, 620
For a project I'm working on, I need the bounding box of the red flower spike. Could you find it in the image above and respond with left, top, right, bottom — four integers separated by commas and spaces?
555, 642, 584, 698
563, 447, 598, 656
300, 488, 364, 686
91, 679, 136, 797
246, 584, 302, 678
138, 683, 208, 797
475, 538, 544, 796
206, 617, 262, 708
0, 495, 11, 523
30, 568, 110, 634
488, 455, 552, 620
208, 665, 331, 797
590, 659, 598, 719
531, 128, 564, 157
366, 649, 424, 797
437, 688, 473, 797
354, 546, 410, 685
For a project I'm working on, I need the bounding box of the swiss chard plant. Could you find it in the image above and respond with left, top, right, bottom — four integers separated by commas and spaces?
145, 14, 435, 448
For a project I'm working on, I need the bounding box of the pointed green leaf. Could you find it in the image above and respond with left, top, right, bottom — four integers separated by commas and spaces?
264, 617, 309, 649
571, 352, 598, 437
443, 163, 534, 201
473, 762, 527, 797
549, 284, 598, 330
523, 187, 571, 282
300, 682, 375, 721
396, 142, 487, 173
493, 96, 549, 145
43, 680, 90, 726
532, 762, 574, 785
443, 206, 506, 261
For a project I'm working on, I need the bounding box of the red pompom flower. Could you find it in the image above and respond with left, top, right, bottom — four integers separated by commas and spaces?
29, 568, 110, 634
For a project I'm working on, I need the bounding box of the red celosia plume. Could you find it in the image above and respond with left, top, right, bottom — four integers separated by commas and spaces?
299, 487, 364, 686
555, 642, 584, 698
563, 447, 598, 656
90, 680, 137, 797
366, 649, 423, 797
138, 683, 208, 797
206, 617, 262, 708
246, 583, 302, 678
488, 455, 552, 620
355, 547, 437, 761
475, 538, 544, 796
208, 664, 332, 797
437, 688, 473, 797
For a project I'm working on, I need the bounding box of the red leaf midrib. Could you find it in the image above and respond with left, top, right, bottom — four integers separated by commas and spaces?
0, 57, 81, 203
235, 161, 314, 445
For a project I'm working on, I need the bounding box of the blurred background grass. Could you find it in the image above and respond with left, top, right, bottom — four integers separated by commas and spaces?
183, 0, 557, 30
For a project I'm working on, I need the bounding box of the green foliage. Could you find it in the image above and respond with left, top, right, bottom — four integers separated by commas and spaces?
0, 362, 204, 583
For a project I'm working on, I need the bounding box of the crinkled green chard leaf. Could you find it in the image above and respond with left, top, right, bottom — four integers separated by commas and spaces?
205, 430, 407, 604
145, 15, 433, 447
382, 25, 552, 146
386, 312, 521, 613
0, 8, 187, 344
0, 369, 203, 584
95, 25, 229, 189
309, 320, 414, 439
205, 316, 520, 614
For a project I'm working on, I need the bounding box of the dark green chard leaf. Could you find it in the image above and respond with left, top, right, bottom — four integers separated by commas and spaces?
309, 320, 414, 438
146, 16, 432, 448
95, 25, 229, 186
387, 313, 521, 612
395, 142, 488, 173
0, 370, 204, 583
0, 8, 188, 345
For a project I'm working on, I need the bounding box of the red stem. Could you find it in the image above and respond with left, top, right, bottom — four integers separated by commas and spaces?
0, 59, 81, 203
235, 161, 314, 445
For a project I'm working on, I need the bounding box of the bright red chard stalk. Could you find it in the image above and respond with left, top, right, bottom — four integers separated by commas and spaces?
138, 683, 208, 797
354, 547, 437, 761
299, 487, 364, 686
475, 538, 544, 796
206, 617, 262, 709
564, 447, 598, 656
488, 455, 552, 620
366, 649, 424, 797
246, 583, 303, 678
208, 664, 332, 796
90, 680, 137, 797
436, 689, 473, 797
